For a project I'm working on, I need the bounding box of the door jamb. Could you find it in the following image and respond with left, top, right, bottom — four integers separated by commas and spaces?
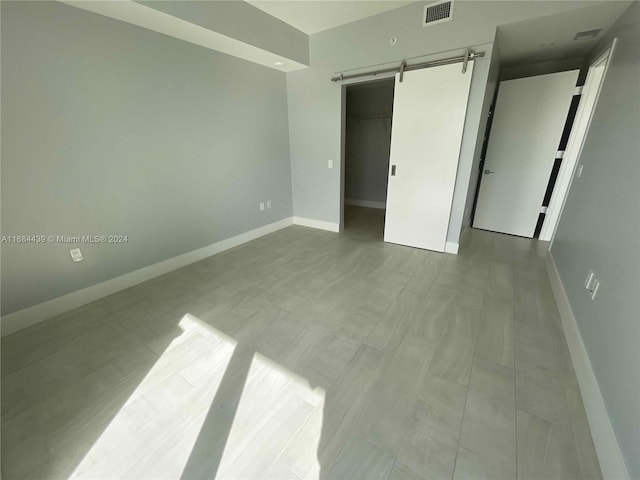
545, 40, 617, 246
339, 74, 395, 233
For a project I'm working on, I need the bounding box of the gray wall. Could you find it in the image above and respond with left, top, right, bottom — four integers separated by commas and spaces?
1, 1, 293, 315
551, 3, 640, 477
344, 81, 394, 205
286, 0, 604, 240
462, 40, 501, 229
450, 46, 493, 241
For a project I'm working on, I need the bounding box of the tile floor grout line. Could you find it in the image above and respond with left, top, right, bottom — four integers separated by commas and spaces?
450, 319, 478, 480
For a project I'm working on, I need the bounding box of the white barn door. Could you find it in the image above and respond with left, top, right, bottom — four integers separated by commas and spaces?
384, 62, 474, 251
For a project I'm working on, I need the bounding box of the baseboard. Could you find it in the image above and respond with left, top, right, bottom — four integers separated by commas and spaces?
545, 253, 630, 480
344, 198, 386, 210
292, 216, 340, 233
444, 241, 459, 254
1, 217, 294, 336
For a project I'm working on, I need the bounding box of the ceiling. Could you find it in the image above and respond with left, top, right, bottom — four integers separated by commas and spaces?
498, 1, 631, 66
246, 0, 415, 34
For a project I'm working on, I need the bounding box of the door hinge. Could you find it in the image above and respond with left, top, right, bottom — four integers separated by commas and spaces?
574, 85, 583, 95
540, 206, 548, 214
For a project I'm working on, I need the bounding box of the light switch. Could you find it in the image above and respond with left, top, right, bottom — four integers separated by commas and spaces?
259, 202, 265, 211
328, 160, 333, 169
585, 269, 600, 300
585, 269, 595, 289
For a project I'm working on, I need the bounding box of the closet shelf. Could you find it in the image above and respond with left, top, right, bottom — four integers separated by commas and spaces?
346, 114, 392, 120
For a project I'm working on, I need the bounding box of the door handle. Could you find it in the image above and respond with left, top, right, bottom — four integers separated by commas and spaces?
391, 165, 397, 176
484, 169, 495, 175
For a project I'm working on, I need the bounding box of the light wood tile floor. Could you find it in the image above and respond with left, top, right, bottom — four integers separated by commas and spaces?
1, 206, 602, 479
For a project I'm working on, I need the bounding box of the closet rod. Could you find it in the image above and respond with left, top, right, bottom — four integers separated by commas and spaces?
347, 114, 392, 120
331, 49, 484, 82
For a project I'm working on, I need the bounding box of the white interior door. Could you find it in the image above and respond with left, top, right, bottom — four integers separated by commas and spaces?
384, 62, 474, 251
473, 70, 578, 238
542, 46, 614, 242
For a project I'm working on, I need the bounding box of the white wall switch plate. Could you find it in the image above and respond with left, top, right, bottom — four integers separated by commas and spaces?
259, 202, 265, 211
328, 159, 333, 169
585, 269, 600, 299
576, 164, 584, 178
585, 269, 595, 289
267, 200, 271, 209
70, 248, 83, 262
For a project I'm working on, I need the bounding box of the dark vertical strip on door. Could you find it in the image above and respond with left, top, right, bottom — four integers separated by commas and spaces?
558, 94, 582, 150
533, 213, 546, 238
535, 88, 582, 238
542, 158, 563, 207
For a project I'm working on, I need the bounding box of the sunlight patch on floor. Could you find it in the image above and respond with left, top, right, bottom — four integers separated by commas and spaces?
69, 313, 326, 479
214, 353, 325, 478
70, 314, 237, 479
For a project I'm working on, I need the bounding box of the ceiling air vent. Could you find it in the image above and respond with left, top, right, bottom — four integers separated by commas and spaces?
573, 29, 602, 40
423, 0, 453, 27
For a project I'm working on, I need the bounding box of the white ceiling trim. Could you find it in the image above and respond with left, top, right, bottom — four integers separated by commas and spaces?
60, 0, 308, 72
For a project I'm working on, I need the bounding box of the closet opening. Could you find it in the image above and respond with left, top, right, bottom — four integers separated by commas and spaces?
342, 78, 395, 240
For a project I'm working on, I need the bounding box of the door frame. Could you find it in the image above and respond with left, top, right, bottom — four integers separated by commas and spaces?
542, 40, 617, 244
339, 75, 396, 233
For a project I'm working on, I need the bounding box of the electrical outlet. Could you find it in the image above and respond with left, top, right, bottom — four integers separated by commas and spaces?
267, 200, 271, 209
259, 202, 265, 211
576, 164, 584, 178
328, 159, 333, 169
70, 248, 83, 263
